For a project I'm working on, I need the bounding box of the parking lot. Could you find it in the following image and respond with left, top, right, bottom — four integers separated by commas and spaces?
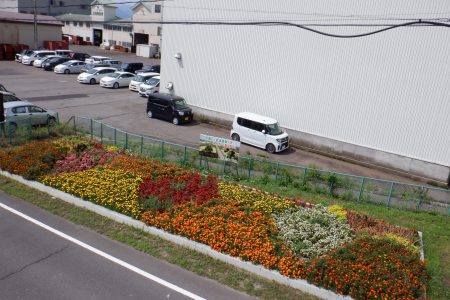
0, 46, 431, 185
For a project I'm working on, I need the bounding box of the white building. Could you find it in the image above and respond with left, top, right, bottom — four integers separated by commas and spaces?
57, 0, 132, 47
131, 1, 162, 49
159, 0, 450, 182
0, 11, 63, 47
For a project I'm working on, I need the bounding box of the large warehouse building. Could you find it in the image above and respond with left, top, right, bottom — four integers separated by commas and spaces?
159, 0, 450, 183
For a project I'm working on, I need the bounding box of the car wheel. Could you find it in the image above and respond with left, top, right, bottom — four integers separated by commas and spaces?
231, 133, 240, 142
47, 117, 56, 127
64, 69, 70, 74
147, 110, 153, 118
89, 78, 96, 84
172, 117, 179, 125
266, 143, 276, 154
113, 82, 119, 89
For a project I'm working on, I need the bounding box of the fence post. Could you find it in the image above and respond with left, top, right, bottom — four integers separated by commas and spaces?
161, 141, 164, 160
416, 186, 425, 210
140, 136, 143, 155
302, 168, 308, 186
90, 119, 93, 140
247, 158, 253, 178
100, 123, 103, 144
125, 132, 128, 149
358, 177, 366, 202
73, 117, 76, 132
114, 128, 117, 146
386, 182, 395, 207
47, 114, 50, 136
223, 159, 227, 174
183, 146, 187, 163
275, 162, 279, 181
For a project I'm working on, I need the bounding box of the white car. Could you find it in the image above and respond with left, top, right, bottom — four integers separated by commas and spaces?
103, 59, 122, 68
22, 50, 55, 66
54, 60, 87, 74
138, 75, 160, 97
85, 56, 111, 65
77, 67, 117, 84
33, 55, 60, 68
100, 71, 135, 89
129, 72, 159, 92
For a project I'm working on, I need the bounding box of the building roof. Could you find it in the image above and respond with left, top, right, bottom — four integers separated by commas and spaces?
91, 0, 117, 8
55, 14, 92, 22
131, 1, 153, 12
0, 11, 63, 26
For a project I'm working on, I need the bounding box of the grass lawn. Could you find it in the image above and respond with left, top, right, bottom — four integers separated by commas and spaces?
240, 178, 450, 300
0, 175, 320, 300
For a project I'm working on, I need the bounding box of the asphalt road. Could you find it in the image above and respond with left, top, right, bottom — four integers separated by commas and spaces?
0, 48, 427, 185
0, 192, 256, 300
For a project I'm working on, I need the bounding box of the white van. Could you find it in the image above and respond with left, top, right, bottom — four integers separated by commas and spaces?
129, 72, 159, 92
22, 50, 56, 65
230, 112, 289, 153
138, 75, 160, 97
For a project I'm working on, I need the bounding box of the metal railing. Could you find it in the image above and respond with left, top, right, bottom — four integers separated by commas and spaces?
69, 116, 450, 215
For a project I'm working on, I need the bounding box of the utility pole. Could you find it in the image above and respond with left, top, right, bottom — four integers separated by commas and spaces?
33, 0, 38, 49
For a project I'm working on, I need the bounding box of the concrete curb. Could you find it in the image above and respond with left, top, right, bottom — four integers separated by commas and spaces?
1, 170, 352, 300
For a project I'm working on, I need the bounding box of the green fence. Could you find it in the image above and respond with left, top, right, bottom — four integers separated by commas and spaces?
69, 116, 450, 216
0, 114, 60, 145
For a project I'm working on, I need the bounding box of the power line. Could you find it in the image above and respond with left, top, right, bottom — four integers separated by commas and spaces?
5, 17, 450, 38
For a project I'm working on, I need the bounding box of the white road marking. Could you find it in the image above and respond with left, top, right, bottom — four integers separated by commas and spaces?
0, 202, 206, 300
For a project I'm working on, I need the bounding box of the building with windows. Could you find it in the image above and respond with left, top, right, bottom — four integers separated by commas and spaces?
0, 0, 92, 16
159, 0, 450, 182
56, 0, 162, 51
57, 0, 132, 47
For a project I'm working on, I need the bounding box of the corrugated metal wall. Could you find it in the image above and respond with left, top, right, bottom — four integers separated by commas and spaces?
160, 0, 450, 166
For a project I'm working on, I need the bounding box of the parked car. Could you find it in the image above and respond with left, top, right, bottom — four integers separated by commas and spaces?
15, 49, 33, 63
43, 57, 71, 71
99, 71, 135, 89
0, 84, 15, 95
80, 63, 110, 73
138, 75, 160, 97
146, 93, 193, 125
230, 112, 289, 153
129, 72, 159, 92
118, 62, 144, 73
33, 55, 60, 68
4, 101, 58, 129
69, 52, 91, 61
135, 64, 160, 74
0, 91, 27, 102
54, 60, 87, 74
22, 50, 55, 66
77, 67, 117, 84
85, 56, 111, 64
103, 59, 122, 68
55, 50, 73, 57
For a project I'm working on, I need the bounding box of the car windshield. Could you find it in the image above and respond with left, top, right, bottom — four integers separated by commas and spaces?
108, 73, 121, 78
62, 61, 73, 65
134, 75, 149, 82
145, 78, 159, 86
266, 122, 283, 135
173, 99, 188, 110
87, 69, 97, 74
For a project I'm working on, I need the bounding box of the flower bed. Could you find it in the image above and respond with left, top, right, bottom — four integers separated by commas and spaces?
0, 137, 428, 299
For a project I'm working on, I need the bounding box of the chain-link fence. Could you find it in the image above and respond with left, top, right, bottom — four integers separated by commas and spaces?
0, 114, 60, 145
69, 116, 450, 216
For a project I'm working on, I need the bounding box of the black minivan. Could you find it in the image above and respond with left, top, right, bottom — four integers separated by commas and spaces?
147, 93, 194, 125
119, 62, 144, 73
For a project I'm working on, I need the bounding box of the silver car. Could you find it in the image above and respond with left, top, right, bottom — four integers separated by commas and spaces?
54, 60, 87, 74
4, 101, 58, 128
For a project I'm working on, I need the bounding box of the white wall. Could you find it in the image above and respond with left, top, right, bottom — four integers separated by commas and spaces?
160, 0, 450, 178
132, 3, 161, 46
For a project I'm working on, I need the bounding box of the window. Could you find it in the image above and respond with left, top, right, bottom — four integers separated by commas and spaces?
80, 5, 87, 9
50, 0, 54, 5
155, 4, 161, 13
86, 22, 90, 28
86, 37, 90, 42
80, 22, 84, 27
59, 1, 65, 7
12, 107, 26, 114
73, 21, 78, 27
28, 106, 45, 113
157, 26, 162, 36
